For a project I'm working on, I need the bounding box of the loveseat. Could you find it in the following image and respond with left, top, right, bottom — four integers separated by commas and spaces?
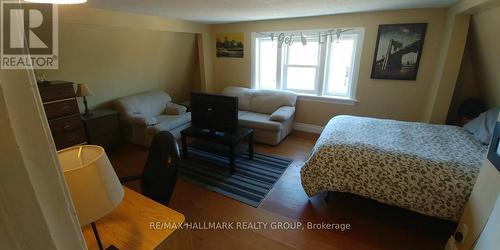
222, 87, 297, 145
112, 90, 191, 147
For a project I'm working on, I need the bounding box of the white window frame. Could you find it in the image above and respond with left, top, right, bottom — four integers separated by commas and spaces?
251, 28, 364, 105
281, 34, 321, 94
254, 36, 277, 90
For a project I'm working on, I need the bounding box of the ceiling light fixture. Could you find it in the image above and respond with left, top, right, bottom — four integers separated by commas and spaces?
25, 0, 87, 4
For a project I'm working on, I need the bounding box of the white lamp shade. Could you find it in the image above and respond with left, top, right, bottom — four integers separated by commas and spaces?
58, 145, 124, 226
75, 83, 94, 97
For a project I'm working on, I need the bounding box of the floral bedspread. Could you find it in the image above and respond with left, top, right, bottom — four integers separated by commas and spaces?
300, 115, 487, 221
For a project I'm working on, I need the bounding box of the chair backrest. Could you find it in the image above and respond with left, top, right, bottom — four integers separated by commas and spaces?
113, 90, 172, 118
141, 131, 180, 206
222, 86, 255, 111
222, 86, 298, 114
249, 89, 297, 114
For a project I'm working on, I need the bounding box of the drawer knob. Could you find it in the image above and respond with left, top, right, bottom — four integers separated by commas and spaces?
63, 124, 72, 131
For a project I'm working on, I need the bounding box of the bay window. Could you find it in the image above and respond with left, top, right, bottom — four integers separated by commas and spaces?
252, 28, 364, 103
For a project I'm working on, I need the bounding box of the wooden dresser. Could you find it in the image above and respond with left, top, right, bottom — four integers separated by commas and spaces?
38, 81, 87, 150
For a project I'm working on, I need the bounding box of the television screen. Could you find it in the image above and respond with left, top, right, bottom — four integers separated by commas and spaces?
191, 92, 238, 133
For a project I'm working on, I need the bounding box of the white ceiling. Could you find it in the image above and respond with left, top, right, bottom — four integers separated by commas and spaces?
86, 0, 457, 24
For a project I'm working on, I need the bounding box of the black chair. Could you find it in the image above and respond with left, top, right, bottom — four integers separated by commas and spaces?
121, 131, 180, 206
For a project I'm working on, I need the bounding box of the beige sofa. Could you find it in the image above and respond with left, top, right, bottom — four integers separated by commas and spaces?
222, 87, 297, 145
112, 90, 191, 147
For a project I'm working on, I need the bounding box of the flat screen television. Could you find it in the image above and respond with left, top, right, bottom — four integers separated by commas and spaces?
191, 92, 238, 133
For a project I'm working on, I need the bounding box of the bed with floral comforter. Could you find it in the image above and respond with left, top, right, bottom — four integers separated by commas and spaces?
300, 115, 487, 221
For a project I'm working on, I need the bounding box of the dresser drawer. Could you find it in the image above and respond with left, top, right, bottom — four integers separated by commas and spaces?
49, 114, 83, 134
44, 99, 79, 119
39, 83, 75, 103
54, 129, 87, 150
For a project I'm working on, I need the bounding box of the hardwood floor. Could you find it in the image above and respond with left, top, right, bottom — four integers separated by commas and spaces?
108, 131, 456, 250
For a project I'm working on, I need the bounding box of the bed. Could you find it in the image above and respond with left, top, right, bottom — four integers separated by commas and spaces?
300, 115, 487, 221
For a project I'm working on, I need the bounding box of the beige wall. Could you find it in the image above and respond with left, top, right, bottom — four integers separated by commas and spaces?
468, 6, 500, 108
39, 6, 214, 111
447, 5, 500, 124
211, 8, 448, 126
423, 13, 470, 124
423, 0, 500, 124
473, 193, 500, 250
42, 23, 199, 110
456, 159, 500, 249
0, 70, 86, 249
453, 113, 500, 250
449, 3, 500, 249
446, 43, 481, 124
58, 5, 214, 92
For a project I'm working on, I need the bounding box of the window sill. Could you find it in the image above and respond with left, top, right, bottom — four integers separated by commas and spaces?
297, 94, 358, 106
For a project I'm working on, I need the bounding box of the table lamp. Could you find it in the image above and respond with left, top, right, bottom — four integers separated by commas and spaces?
58, 145, 124, 250
76, 83, 95, 117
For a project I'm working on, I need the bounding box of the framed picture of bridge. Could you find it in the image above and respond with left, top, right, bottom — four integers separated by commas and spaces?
371, 23, 427, 80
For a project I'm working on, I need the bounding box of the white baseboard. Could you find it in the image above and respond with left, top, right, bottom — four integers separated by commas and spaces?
293, 122, 324, 134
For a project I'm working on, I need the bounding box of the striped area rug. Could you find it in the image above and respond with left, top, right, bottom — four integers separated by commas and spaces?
178, 146, 293, 207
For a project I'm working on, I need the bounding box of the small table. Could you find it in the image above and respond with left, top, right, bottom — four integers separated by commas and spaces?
180, 126, 254, 175
81, 109, 121, 150
82, 187, 191, 249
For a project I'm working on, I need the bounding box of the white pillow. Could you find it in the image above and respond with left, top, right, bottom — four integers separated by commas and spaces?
164, 102, 187, 115
269, 106, 295, 122
464, 107, 499, 144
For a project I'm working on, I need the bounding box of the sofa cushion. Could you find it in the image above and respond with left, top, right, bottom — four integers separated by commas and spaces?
125, 113, 158, 126
249, 89, 297, 114
238, 110, 249, 118
164, 102, 187, 115
270, 106, 295, 122
222, 87, 255, 111
152, 112, 192, 132
113, 90, 172, 117
238, 112, 282, 131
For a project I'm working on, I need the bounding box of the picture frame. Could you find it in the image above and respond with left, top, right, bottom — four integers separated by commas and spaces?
215, 32, 244, 58
371, 23, 427, 80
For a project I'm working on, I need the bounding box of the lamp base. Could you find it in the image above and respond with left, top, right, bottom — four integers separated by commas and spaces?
82, 112, 94, 118
91, 222, 120, 250
82, 96, 92, 118
91, 222, 104, 250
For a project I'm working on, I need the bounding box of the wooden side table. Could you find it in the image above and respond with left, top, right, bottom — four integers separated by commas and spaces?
82, 109, 121, 150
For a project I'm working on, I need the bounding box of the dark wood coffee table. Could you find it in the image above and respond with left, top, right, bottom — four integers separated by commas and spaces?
180, 126, 254, 175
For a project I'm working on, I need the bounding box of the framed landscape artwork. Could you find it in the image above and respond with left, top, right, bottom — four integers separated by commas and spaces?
371, 23, 427, 80
215, 32, 244, 58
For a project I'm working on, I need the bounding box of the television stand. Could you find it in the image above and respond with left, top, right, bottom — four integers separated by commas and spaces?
180, 126, 254, 175
201, 128, 226, 137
